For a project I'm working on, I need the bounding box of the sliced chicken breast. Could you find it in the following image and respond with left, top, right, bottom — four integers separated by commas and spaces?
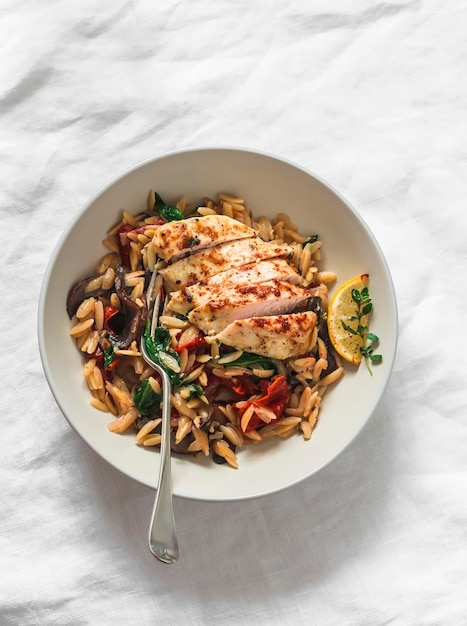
167, 258, 300, 315
159, 238, 293, 292
187, 280, 310, 335
211, 311, 318, 360
152, 215, 256, 263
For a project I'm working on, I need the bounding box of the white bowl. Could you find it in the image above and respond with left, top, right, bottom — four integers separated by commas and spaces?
38, 147, 397, 501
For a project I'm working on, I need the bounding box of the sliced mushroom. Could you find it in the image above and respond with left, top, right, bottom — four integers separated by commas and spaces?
170, 431, 195, 455
111, 266, 148, 349
307, 296, 338, 376
66, 274, 109, 318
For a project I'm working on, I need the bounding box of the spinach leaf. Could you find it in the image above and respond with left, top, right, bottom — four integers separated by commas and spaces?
143, 323, 181, 386
154, 192, 184, 222
134, 379, 162, 417
302, 234, 319, 247
180, 383, 204, 399
227, 351, 277, 373
103, 340, 116, 369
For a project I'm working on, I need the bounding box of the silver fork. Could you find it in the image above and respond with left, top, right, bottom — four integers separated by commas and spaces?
140, 271, 179, 564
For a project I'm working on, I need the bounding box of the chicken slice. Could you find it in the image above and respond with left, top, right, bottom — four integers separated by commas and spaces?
167, 258, 300, 315
152, 215, 256, 263
187, 280, 310, 335
210, 311, 317, 360
159, 238, 293, 292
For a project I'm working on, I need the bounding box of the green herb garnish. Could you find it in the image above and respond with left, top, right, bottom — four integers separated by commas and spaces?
134, 379, 162, 416
154, 192, 184, 222
342, 287, 382, 375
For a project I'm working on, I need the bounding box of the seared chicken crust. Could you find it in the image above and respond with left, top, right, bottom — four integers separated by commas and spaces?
211, 311, 318, 359
187, 279, 310, 335
159, 237, 293, 291
167, 258, 300, 315
153, 214, 256, 263
153, 213, 324, 360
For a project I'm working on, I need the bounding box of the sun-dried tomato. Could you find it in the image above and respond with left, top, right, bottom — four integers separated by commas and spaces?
173, 333, 207, 353
222, 374, 259, 397
234, 375, 289, 432
103, 305, 125, 335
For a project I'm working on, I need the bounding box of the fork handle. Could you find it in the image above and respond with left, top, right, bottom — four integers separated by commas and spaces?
148, 367, 179, 563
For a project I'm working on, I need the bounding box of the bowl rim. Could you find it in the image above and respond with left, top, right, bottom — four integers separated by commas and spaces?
37, 145, 398, 500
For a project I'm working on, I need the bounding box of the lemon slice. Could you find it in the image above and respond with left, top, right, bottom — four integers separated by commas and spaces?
327, 274, 370, 365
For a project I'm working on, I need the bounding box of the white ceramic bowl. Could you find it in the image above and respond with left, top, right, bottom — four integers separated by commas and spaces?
38, 147, 397, 501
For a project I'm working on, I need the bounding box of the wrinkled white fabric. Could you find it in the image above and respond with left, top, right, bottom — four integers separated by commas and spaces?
1, 1, 466, 624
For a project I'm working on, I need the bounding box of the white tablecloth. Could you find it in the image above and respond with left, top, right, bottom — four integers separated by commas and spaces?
2, 1, 466, 624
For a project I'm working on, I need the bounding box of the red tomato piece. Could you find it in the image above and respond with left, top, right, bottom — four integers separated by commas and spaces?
173, 333, 207, 353
234, 375, 289, 432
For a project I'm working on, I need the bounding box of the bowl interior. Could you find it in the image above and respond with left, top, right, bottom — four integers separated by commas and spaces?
38, 148, 397, 501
